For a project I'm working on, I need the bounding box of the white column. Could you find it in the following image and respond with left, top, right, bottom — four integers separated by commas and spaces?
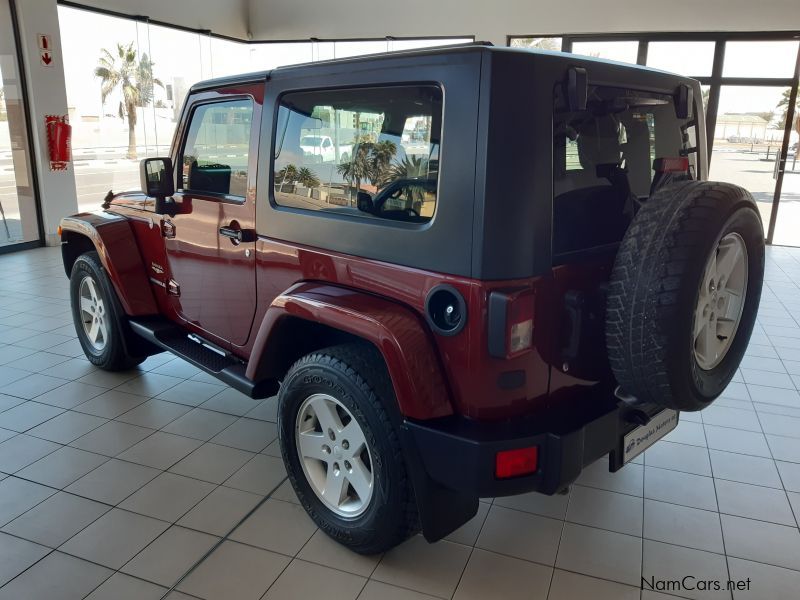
13, 0, 78, 246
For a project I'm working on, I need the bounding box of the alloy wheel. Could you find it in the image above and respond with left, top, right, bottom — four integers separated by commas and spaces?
295, 393, 374, 517
78, 275, 108, 351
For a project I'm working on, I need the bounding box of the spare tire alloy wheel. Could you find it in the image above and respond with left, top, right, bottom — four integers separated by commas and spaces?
693, 233, 748, 370
295, 393, 374, 517
606, 181, 765, 411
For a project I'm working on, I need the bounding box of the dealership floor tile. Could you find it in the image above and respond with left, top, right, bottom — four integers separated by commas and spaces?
2, 245, 800, 599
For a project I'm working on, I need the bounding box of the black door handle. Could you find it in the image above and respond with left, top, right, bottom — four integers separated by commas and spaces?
219, 226, 243, 241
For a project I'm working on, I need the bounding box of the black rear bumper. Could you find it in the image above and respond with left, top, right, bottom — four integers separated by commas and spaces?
401, 384, 669, 540
404, 405, 620, 499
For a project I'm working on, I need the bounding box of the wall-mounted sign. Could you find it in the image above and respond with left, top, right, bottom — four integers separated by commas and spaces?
38, 34, 54, 67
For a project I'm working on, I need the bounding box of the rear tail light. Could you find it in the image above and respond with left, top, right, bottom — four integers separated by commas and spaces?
495, 446, 539, 479
488, 288, 535, 359
653, 156, 689, 173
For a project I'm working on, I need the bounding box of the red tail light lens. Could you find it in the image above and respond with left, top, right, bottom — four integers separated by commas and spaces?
495, 446, 539, 479
653, 156, 689, 173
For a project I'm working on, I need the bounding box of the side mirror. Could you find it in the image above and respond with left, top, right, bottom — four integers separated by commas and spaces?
140, 157, 175, 199
356, 191, 374, 213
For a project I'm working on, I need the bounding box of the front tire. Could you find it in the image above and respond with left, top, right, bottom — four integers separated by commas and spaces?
278, 343, 418, 554
69, 252, 144, 371
606, 181, 764, 411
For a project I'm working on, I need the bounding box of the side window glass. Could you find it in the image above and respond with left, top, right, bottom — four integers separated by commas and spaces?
180, 98, 253, 197
273, 85, 442, 223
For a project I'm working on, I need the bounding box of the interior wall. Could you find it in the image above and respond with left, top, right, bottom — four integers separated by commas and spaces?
248, 0, 800, 44
71, 0, 249, 39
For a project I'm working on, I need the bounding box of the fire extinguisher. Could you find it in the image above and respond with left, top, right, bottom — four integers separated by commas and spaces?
45, 115, 72, 171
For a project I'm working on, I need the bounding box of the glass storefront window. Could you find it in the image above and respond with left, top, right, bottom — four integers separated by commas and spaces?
333, 41, 389, 58
509, 37, 562, 51
0, 0, 40, 247
723, 41, 800, 79
249, 42, 313, 69
711, 86, 789, 239
647, 41, 715, 77
772, 93, 800, 245
59, 5, 153, 210
389, 38, 472, 51
571, 41, 639, 64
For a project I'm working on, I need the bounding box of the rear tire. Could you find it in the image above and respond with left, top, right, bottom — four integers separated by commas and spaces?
606, 181, 764, 411
278, 343, 418, 554
69, 251, 144, 371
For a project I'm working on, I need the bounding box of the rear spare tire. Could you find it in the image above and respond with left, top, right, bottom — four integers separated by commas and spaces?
606, 181, 764, 411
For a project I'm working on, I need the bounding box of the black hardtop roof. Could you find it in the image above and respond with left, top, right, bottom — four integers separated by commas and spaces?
189, 42, 685, 93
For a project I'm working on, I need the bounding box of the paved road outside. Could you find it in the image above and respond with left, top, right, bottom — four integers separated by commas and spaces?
710, 143, 800, 246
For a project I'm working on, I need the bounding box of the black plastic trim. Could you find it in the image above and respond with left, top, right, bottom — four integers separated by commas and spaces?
487, 291, 510, 358
403, 384, 630, 499
129, 316, 278, 398
497, 370, 526, 390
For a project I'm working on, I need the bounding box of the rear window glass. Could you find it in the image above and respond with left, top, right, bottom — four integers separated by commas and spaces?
273, 85, 442, 224
553, 85, 699, 255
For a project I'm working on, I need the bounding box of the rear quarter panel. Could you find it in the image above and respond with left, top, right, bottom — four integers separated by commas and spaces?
243, 238, 552, 421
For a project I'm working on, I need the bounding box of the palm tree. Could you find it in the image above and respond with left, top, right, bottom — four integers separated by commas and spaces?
337, 137, 399, 203
337, 143, 373, 202
385, 156, 433, 213
777, 88, 800, 137
368, 140, 397, 185
275, 164, 298, 191
94, 43, 163, 159
296, 167, 320, 190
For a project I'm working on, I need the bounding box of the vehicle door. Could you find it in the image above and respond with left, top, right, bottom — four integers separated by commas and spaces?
164, 84, 262, 348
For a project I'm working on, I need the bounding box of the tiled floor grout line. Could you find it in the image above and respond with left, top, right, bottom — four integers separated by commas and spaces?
544, 487, 573, 600
640, 446, 647, 598
157, 475, 289, 600
446, 499, 493, 599
700, 399, 736, 600
748, 325, 800, 535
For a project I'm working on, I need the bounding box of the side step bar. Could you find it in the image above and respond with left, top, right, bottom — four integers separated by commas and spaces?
129, 317, 277, 399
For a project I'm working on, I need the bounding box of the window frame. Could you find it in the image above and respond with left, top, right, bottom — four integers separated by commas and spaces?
177, 95, 256, 204
269, 83, 444, 226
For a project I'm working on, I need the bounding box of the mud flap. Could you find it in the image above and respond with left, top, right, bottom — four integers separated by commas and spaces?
400, 424, 478, 542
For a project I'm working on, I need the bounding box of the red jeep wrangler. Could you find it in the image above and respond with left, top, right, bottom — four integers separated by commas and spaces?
60, 44, 764, 554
